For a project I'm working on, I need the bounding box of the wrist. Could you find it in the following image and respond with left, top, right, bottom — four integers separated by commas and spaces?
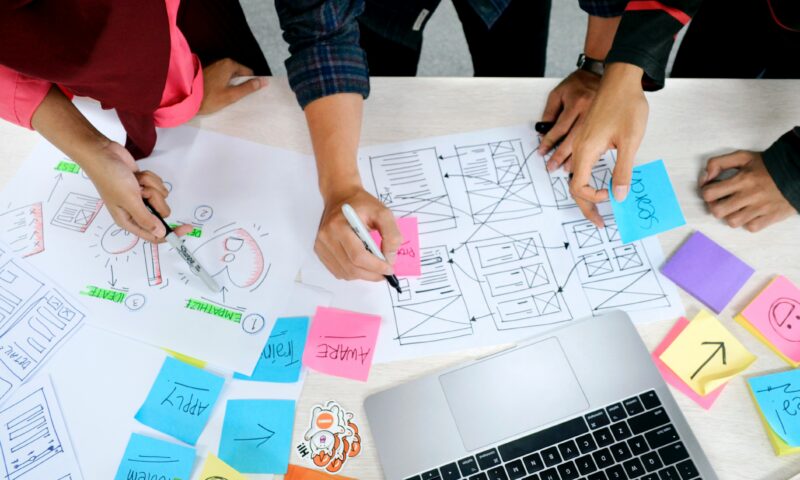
603, 63, 645, 88
319, 169, 363, 204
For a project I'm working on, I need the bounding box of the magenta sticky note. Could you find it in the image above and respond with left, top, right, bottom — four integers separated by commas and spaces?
660, 231, 754, 313
741, 276, 800, 363
302, 307, 381, 381
652, 317, 725, 409
370, 217, 420, 277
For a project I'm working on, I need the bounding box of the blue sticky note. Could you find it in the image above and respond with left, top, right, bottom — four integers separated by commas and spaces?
219, 399, 296, 473
135, 356, 225, 445
234, 317, 309, 383
749, 370, 800, 446
114, 433, 195, 480
609, 159, 686, 243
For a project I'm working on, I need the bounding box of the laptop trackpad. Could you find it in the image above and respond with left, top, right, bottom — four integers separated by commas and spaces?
440, 337, 589, 451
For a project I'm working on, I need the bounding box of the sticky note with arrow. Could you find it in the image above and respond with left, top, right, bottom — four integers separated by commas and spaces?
659, 310, 756, 396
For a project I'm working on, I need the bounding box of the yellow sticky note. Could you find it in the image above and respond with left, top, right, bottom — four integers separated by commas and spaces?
659, 310, 756, 396
163, 348, 207, 369
735, 314, 800, 368
199, 453, 247, 480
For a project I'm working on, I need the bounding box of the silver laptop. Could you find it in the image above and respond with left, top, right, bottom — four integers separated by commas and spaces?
365, 311, 717, 480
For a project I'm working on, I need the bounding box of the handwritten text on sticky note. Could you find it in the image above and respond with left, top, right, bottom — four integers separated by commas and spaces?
370, 216, 420, 277
135, 356, 225, 445
235, 316, 309, 383
609, 159, 686, 243
302, 307, 381, 381
659, 310, 756, 396
114, 433, 195, 480
749, 369, 800, 447
219, 399, 296, 474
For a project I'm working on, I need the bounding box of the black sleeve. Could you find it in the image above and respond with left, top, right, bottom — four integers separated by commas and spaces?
762, 127, 800, 213
605, 0, 703, 90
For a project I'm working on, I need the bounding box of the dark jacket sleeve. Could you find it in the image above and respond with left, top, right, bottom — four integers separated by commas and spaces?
605, 0, 703, 90
275, 0, 369, 108
579, 0, 628, 18
763, 128, 800, 213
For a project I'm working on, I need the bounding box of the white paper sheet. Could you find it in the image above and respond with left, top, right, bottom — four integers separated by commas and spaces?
301, 124, 684, 362
0, 101, 322, 373
0, 242, 85, 405
42, 282, 330, 480
0, 375, 83, 480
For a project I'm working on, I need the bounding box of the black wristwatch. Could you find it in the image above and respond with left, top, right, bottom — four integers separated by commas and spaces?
577, 53, 605, 76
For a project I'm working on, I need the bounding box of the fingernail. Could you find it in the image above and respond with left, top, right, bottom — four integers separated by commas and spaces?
546, 160, 555, 172
154, 224, 166, 238
259, 77, 268, 88
613, 185, 629, 202
384, 265, 395, 275
699, 172, 708, 184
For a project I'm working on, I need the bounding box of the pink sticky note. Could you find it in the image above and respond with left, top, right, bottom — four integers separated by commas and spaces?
740, 276, 800, 363
302, 307, 381, 382
370, 217, 420, 277
652, 317, 726, 409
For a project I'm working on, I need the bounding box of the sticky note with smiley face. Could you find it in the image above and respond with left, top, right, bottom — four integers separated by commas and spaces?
737, 275, 800, 367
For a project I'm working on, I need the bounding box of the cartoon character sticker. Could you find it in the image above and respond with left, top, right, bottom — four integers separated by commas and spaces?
299, 401, 361, 473
770, 297, 800, 342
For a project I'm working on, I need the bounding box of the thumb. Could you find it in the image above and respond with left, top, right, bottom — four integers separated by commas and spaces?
224, 78, 267, 104
372, 210, 403, 265
611, 145, 636, 202
701, 151, 751, 185
128, 198, 166, 240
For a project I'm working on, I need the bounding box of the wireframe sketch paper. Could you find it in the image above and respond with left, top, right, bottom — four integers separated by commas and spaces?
661, 231, 754, 313
235, 316, 310, 383
659, 310, 756, 396
0, 102, 321, 373
370, 216, 421, 276
135, 356, 225, 445
219, 399, 296, 474
0, 375, 83, 480
0, 241, 85, 406
748, 369, 800, 447
302, 307, 381, 381
609, 159, 686, 244
737, 275, 800, 366
299, 125, 684, 362
113, 433, 195, 480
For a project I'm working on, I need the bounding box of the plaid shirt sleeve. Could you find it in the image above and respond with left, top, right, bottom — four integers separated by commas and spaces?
275, 0, 369, 108
578, 0, 628, 17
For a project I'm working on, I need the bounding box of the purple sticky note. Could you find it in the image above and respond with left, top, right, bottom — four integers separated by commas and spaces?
661, 231, 754, 313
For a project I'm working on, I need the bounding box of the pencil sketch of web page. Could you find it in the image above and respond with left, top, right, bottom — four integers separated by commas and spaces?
302, 125, 683, 362
0, 108, 321, 374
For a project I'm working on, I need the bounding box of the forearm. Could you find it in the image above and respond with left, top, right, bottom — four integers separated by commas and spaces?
30, 87, 110, 171
304, 93, 364, 202
584, 15, 621, 60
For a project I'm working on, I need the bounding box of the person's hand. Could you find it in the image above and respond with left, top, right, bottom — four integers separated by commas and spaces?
569, 63, 648, 227
538, 69, 601, 172
198, 58, 267, 115
315, 185, 402, 281
700, 150, 796, 232
82, 142, 193, 243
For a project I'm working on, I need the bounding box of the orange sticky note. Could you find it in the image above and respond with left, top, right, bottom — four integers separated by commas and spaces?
370, 216, 420, 277
302, 307, 381, 381
737, 276, 800, 366
285, 464, 355, 479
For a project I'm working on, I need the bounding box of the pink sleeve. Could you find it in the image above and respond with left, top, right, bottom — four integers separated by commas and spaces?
152, 0, 204, 128
0, 65, 52, 129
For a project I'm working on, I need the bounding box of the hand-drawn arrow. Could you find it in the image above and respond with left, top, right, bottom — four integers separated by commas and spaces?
234, 423, 275, 448
220, 286, 228, 304
447, 258, 485, 283
556, 257, 587, 293
690, 341, 727, 380
47, 173, 63, 203
108, 265, 117, 287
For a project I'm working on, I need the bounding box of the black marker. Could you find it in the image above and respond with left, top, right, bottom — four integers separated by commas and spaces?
535, 121, 555, 134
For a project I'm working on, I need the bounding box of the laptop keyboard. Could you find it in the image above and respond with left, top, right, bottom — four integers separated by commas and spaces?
405, 390, 702, 480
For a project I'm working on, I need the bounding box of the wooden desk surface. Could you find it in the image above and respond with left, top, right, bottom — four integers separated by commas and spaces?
1, 77, 798, 479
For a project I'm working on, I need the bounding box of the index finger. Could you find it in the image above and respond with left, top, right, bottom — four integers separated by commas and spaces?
339, 225, 394, 275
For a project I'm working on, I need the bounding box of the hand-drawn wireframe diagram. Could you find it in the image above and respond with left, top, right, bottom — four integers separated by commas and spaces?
562, 215, 672, 314
0, 204, 44, 257
455, 140, 544, 223
0, 245, 85, 405
302, 124, 683, 362
0, 119, 321, 374
368, 148, 457, 233
388, 245, 472, 345
0, 377, 83, 480
546, 151, 615, 209
465, 232, 572, 330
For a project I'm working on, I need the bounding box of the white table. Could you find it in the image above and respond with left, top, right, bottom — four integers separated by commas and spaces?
1, 78, 799, 479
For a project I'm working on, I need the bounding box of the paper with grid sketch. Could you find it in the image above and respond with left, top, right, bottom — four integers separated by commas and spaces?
0, 101, 321, 374
301, 124, 684, 362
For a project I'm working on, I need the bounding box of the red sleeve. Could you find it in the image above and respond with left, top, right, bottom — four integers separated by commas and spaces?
0, 64, 52, 129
